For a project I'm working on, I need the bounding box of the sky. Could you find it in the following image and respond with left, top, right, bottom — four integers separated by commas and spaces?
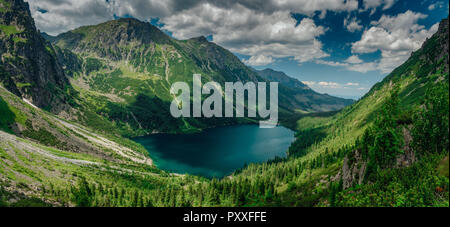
26, 0, 449, 100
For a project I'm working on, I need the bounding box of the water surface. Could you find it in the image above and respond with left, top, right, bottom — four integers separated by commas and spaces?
133, 125, 295, 178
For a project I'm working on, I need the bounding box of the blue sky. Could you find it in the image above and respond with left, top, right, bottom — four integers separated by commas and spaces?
27, 0, 449, 99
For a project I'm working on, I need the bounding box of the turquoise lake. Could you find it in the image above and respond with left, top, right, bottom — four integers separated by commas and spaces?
133, 125, 295, 178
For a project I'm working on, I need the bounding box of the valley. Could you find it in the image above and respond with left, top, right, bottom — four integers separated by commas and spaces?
0, 0, 448, 207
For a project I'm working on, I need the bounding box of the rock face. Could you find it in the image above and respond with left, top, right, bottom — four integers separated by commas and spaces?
396, 127, 416, 168
52, 18, 171, 61
429, 17, 449, 73
341, 150, 367, 190
339, 126, 416, 190
0, 0, 69, 112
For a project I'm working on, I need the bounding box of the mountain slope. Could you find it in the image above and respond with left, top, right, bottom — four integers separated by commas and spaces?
295, 16, 448, 155
255, 68, 310, 90
255, 68, 354, 112
0, 0, 70, 113
49, 18, 352, 135
268, 16, 449, 206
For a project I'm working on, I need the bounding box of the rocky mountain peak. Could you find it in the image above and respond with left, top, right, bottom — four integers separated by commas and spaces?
0, 0, 69, 112
52, 17, 171, 60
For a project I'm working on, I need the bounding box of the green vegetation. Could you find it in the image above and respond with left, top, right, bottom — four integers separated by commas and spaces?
334, 154, 449, 207
0, 24, 20, 36
16, 82, 31, 88
0, 97, 15, 133
412, 82, 449, 155
22, 120, 69, 150
47, 17, 353, 137
1, 4, 448, 207
362, 90, 404, 180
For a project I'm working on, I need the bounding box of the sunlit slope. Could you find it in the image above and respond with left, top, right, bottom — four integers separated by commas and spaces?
0, 84, 183, 207
291, 17, 449, 160
224, 17, 448, 207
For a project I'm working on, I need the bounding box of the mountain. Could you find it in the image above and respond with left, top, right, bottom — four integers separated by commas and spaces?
48, 18, 353, 135
277, 16, 449, 206
0, 0, 130, 162
40, 32, 56, 42
288, 17, 448, 165
0, 1, 158, 206
0, 0, 70, 113
254, 68, 310, 90
1, 0, 447, 207
254, 68, 354, 112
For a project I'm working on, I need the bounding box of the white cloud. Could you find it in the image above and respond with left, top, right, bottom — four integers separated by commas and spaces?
344, 17, 363, 32
352, 11, 439, 73
428, 1, 444, 11
346, 62, 377, 73
345, 55, 363, 64
316, 11, 439, 74
242, 55, 274, 66
428, 4, 436, 11
302, 81, 317, 86
26, 0, 115, 35
315, 59, 348, 67
362, 0, 397, 14
162, 5, 329, 64
316, 56, 377, 73
302, 81, 363, 89
27, 0, 437, 72
318, 81, 341, 88
26, 0, 392, 66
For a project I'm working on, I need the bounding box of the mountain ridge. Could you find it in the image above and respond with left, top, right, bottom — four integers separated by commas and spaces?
0, 0, 70, 113
254, 68, 354, 112
46, 17, 354, 135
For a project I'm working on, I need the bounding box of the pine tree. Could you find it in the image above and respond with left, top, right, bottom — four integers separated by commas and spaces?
413, 82, 449, 154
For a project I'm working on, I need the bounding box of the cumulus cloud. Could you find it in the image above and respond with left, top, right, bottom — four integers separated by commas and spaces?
318, 81, 341, 88
318, 11, 439, 74
362, 0, 397, 14
345, 55, 363, 64
27, 0, 115, 35
25, 0, 382, 66
346, 62, 378, 73
316, 55, 377, 73
26, 0, 425, 69
111, 0, 360, 19
352, 11, 439, 73
160, 4, 331, 64
242, 55, 274, 66
344, 17, 363, 32
428, 1, 445, 11
162, 4, 328, 63
302, 81, 363, 90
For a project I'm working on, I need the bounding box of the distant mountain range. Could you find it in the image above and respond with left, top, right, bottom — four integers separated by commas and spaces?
43, 17, 352, 134
253, 68, 354, 112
